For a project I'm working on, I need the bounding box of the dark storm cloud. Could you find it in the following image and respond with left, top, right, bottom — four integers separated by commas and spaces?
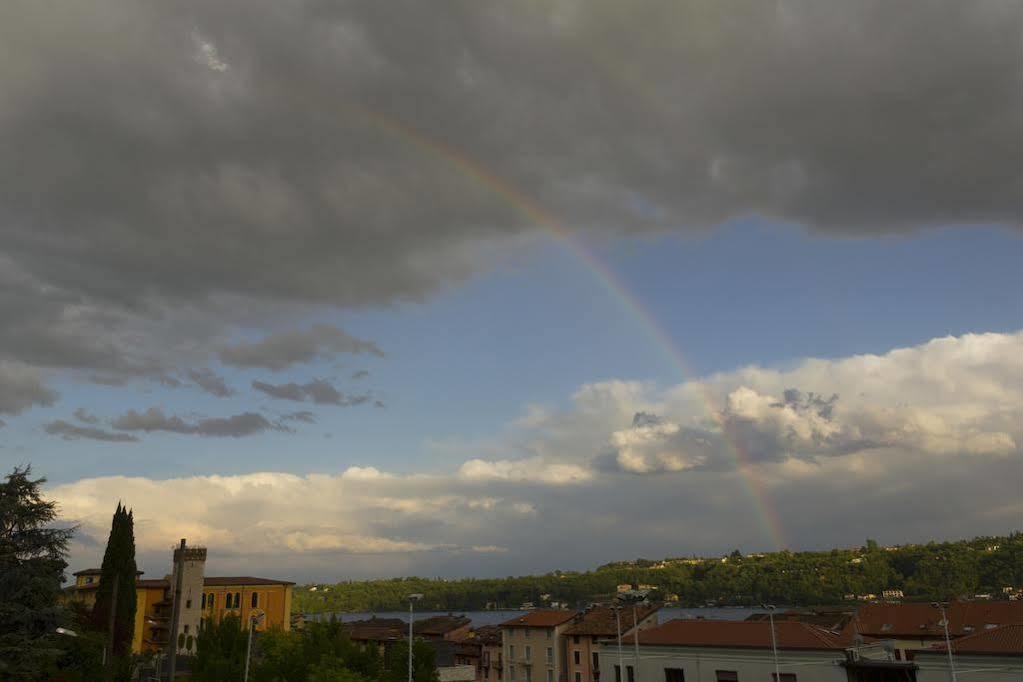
220, 326, 383, 371
3, 0, 1023, 412
44, 419, 139, 443
252, 378, 371, 406
111, 407, 284, 437
0, 363, 59, 415
186, 368, 234, 397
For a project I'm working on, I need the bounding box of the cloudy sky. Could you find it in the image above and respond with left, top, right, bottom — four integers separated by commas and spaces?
3, 1, 1023, 582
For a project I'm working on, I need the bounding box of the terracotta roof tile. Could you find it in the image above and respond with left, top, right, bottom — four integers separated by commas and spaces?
563, 606, 660, 636
918, 623, 1023, 656
850, 601, 1023, 639
202, 576, 295, 586
501, 610, 578, 628
637, 619, 843, 650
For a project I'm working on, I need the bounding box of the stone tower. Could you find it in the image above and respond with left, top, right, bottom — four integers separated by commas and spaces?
170, 539, 207, 653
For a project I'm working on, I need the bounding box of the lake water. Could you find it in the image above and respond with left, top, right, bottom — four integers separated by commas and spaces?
305, 606, 762, 626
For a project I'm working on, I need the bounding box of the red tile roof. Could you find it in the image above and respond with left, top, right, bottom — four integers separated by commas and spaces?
202, 576, 295, 586
850, 601, 1023, 639
637, 619, 843, 651
501, 610, 579, 628
917, 623, 1023, 656
415, 615, 472, 636
472, 625, 503, 646
563, 605, 660, 636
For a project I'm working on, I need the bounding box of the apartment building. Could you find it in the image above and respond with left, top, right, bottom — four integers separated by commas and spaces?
563, 605, 659, 682
502, 610, 579, 682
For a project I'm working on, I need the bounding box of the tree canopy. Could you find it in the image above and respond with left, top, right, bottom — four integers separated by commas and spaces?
90, 502, 138, 663
0, 466, 75, 679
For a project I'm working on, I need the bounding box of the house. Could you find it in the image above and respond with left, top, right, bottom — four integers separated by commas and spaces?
845, 600, 1023, 661
342, 617, 407, 657
912, 623, 1023, 681
882, 590, 904, 601
417, 615, 473, 642
562, 604, 659, 682
475, 625, 504, 682
64, 541, 293, 654
598, 619, 917, 682
502, 610, 579, 682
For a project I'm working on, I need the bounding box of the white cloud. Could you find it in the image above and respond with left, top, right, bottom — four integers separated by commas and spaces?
50, 331, 1023, 580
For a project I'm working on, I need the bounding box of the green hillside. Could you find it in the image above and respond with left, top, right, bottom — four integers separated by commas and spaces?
294, 532, 1023, 614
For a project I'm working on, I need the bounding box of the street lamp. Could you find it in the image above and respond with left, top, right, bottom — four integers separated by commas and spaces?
244, 611, 265, 682
408, 594, 424, 682
613, 590, 649, 682
932, 602, 957, 682
761, 604, 780, 682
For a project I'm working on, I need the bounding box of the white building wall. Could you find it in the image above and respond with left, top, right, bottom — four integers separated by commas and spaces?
596, 643, 848, 682
915, 654, 1023, 682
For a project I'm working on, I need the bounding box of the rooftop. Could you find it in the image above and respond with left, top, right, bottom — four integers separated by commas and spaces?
416, 615, 472, 636
849, 600, 1023, 639
917, 623, 1023, 657
563, 605, 660, 636
636, 619, 844, 651
501, 610, 579, 628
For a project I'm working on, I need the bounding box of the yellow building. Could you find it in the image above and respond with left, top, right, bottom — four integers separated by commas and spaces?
67, 553, 294, 654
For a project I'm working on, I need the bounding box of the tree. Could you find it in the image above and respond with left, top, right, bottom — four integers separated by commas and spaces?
383, 640, 439, 682
0, 466, 75, 679
193, 615, 249, 681
90, 503, 138, 665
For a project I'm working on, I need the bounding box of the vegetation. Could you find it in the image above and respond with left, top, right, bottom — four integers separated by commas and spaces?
194, 616, 438, 682
295, 532, 1023, 613
90, 502, 138, 677
0, 466, 76, 679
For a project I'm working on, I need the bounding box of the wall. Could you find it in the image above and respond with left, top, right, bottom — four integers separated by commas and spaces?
915, 653, 1023, 682
200, 584, 293, 632
504, 623, 575, 682
596, 643, 848, 682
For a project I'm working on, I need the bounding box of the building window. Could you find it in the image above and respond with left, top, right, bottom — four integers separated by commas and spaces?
574, 651, 580, 665
626, 666, 634, 682
615, 666, 621, 682
510, 666, 516, 681
525, 628, 531, 639
86, 577, 94, 584
546, 629, 552, 640
575, 675, 582, 682
771, 675, 796, 682
251, 592, 258, 608
184, 625, 190, 634
234, 592, 241, 608
665, 670, 685, 682
592, 652, 599, 670
186, 599, 192, 609
208, 593, 215, 609
485, 669, 489, 680
525, 646, 531, 662
714, 673, 737, 682
201, 594, 206, 609
510, 645, 516, 661
547, 671, 553, 682
526, 668, 532, 682
547, 648, 553, 665
573, 635, 580, 645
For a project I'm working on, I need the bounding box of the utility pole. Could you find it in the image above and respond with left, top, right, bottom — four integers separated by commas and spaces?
104, 574, 119, 681
167, 539, 186, 681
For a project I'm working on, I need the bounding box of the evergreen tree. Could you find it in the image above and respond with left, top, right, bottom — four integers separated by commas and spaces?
90, 503, 138, 662
0, 466, 75, 679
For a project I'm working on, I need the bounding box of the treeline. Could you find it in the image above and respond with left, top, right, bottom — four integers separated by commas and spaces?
294, 533, 1023, 613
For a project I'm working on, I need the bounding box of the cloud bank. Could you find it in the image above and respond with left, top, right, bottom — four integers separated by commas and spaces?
3, 1, 1023, 412
52, 331, 1023, 580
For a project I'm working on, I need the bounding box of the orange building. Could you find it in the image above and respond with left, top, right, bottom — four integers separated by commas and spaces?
66, 545, 293, 654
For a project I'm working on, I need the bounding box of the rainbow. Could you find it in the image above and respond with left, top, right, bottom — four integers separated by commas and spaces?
348, 104, 788, 551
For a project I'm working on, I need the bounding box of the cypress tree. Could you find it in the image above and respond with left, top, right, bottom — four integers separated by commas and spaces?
91, 503, 138, 660
0, 466, 75, 679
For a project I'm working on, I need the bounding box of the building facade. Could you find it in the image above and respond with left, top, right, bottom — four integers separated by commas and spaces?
563, 605, 660, 682
65, 542, 294, 654
502, 610, 579, 682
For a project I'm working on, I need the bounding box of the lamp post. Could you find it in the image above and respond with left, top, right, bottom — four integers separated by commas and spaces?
408, 593, 423, 682
244, 611, 265, 682
932, 602, 957, 682
761, 604, 780, 682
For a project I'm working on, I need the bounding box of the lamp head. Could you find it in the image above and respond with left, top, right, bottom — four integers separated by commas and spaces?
409, 593, 424, 602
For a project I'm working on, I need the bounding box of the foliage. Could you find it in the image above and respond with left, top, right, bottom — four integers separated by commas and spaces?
90, 502, 138, 665
0, 466, 75, 679
193, 614, 250, 681
382, 640, 439, 682
253, 619, 382, 682
295, 531, 1023, 613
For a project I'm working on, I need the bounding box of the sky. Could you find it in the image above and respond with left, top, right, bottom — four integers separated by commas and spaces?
3, 1, 1023, 583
